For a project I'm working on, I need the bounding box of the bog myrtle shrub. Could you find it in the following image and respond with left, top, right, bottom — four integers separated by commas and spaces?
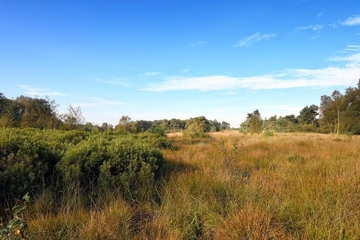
0, 129, 51, 199
0, 128, 166, 204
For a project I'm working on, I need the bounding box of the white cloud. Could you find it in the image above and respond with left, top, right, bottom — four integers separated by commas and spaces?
236, 32, 277, 47
144, 71, 162, 77
142, 52, 360, 92
189, 41, 208, 47
341, 15, 360, 26
328, 53, 360, 68
317, 11, 325, 18
344, 44, 360, 52
95, 78, 131, 87
296, 24, 324, 31
19, 85, 69, 96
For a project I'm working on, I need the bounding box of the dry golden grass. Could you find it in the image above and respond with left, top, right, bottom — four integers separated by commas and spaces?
26, 132, 360, 239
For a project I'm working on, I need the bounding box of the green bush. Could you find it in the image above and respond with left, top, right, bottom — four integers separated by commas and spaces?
98, 138, 164, 200
0, 129, 52, 199
0, 128, 166, 205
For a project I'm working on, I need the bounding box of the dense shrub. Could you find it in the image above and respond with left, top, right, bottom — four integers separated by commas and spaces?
0, 128, 166, 205
0, 129, 52, 199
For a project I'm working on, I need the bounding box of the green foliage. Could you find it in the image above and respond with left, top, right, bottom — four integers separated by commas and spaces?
57, 133, 164, 200
241, 110, 262, 134
0, 128, 167, 206
61, 104, 85, 130
319, 81, 360, 135
98, 139, 163, 200
116, 115, 132, 133
0, 193, 32, 240
0, 129, 54, 199
184, 116, 210, 138
263, 130, 274, 137
298, 104, 319, 125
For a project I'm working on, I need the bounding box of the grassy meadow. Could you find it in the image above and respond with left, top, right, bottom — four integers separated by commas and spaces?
3, 131, 360, 239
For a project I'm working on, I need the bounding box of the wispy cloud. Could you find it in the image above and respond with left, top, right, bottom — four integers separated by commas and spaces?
236, 32, 277, 47
296, 24, 324, 31
95, 78, 131, 87
327, 45, 360, 67
341, 15, 360, 26
19, 85, 69, 96
344, 44, 360, 52
144, 72, 162, 77
317, 11, 325, 18
142, 51, 360, 92
328, 53, 360, 67
189, 41, 208, 47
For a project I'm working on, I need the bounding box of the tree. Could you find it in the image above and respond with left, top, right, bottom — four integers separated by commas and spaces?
116, 115, 132, 133
209, 119, 221, 132
62, 104, 85, 130
83, 122, 94, 132
0, 100, 22, 127
263, 115, 277, 131
342, 84, 360, 134
297, 104, 319, 132
131, 120, 153, 133
221, 121, 231, 130
0, 93, 9, 114
319, 91, 344, 135
239, 118, 250, 134
298, 105, 319, 125
184, 116, 210, 137
248, 109, 262, 134
168, 118, 186, 132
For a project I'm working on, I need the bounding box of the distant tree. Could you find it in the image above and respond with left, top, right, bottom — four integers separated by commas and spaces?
248, 109, 262, 134
0, 93, 9, 114
84, 122, 93, 132
62, 104, 85, 130
263, 115, 277, 131
168, 118, 186, 132
209, 119, 221, 132
298, 105, 319, 125
297, 104, 319, 132
150, 119, 169, 133
116, 115, 132, 133
101, 122, 108, 132
342, 85, 360, 134
13, 96, 59, 129
92, 125, 100, 133
239, 118, 250, 134
131, 120, 153, 133
147, 124, 166, 136
319, 90, 344, 135
0, 100, 22, 127
184, 116, 210, 137
99, 122, 114, 133
221, 121, 231, 130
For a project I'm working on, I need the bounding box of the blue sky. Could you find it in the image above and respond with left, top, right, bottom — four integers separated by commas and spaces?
1, 0, 360, 127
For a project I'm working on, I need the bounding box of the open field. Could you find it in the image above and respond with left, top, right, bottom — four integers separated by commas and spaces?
3, 131, 360, 239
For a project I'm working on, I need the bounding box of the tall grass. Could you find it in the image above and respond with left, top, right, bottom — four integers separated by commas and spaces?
20, 132, 360, 239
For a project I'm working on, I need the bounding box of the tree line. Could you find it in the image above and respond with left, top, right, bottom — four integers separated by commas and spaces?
2, 79, 359, 135
240, 79, 360, 135
0, 93, 231, 135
